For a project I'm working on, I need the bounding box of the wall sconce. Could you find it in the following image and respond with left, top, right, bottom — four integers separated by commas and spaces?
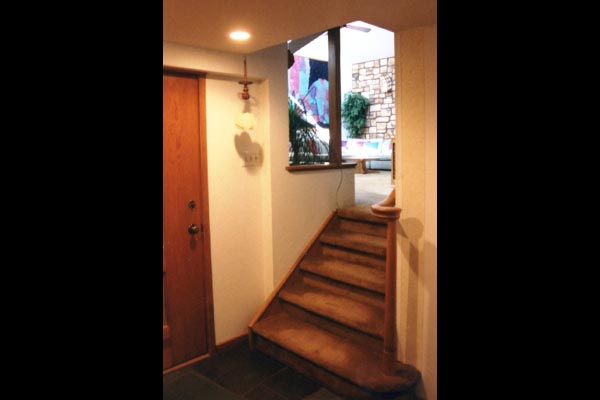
236, 56, 256, 131
239, 56, 253, 100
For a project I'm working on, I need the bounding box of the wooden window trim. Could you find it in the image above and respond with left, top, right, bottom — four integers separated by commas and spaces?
286, 161, 356, 172
327, 27, 342, 166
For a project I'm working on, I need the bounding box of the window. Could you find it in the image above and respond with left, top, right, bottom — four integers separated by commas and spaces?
287, 23, 394, 172
287, 28, 345, 171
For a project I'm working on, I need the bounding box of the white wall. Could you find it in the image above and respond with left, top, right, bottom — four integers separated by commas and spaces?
271, 167, 355, 281
205, 77, 267, 342
164, 41, 354, 342
422, 26, 437, 400
394, 25, 437, 400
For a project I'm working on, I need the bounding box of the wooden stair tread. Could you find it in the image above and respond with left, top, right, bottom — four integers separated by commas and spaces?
280, 284, 383, 338
301, 256, 385, 294
320, 230, 387, 257
337, 205, 387, 225
252, 313, 420, 394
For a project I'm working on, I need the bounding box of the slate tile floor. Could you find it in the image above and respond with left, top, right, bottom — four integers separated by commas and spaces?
163, 340, 343, 400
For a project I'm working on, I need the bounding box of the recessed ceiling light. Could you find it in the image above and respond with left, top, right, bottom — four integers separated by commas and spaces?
229, 31, 250, 41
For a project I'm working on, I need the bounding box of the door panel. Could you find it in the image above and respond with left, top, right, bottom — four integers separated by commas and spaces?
163, 73, 208, 367
163, 243, 173, 369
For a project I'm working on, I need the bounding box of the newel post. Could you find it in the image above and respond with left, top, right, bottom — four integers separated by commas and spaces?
371, 189, 400, 375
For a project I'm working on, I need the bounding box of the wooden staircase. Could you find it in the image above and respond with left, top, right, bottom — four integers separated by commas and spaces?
248, 200, 420, 399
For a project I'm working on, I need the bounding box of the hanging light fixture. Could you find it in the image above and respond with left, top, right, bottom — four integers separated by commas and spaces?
236, 55, 256, 130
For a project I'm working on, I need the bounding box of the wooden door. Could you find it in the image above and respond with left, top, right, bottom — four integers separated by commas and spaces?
163, 72, 214, 369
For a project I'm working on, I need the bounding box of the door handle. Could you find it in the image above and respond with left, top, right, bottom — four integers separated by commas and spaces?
188, 224, 201, 235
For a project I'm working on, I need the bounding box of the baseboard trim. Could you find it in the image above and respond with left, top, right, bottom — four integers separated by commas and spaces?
216, 333, 248, 353
163, 333, 248, 375
162, 353, 211, 375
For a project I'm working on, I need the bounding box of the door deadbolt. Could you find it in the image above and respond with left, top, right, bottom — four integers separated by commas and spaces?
188, 223, 200, 235
188, 200, 196, 209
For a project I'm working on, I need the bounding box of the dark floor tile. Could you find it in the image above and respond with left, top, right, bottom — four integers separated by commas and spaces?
302, 388, 344, 400
244, 384, 287, 400
163, 369, 241, 400
163, 369, 187, 388
263, 367, 322, 400
193, 341, 285, 395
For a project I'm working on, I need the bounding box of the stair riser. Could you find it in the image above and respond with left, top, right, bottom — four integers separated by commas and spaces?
300, 263, 385, 294
253, 334, 412, 400
281, 302, 383, 353
339, 219, 387, 238
302, 273, 384, 309
322, 246, 386, 271
320, 237, 386, 257
280, 293, 383, 339
337, 209, 389, 226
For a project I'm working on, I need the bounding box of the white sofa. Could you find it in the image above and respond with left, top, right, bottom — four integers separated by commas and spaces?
341, 138, 393, 170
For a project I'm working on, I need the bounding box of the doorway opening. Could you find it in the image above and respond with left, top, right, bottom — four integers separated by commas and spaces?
287, 21, 396, 204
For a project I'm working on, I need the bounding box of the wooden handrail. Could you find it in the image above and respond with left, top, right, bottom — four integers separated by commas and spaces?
371, 188, 401, 220
371, 188, 401, 375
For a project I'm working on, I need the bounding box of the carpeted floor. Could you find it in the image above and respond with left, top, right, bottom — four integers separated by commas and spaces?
354, 170, 394, 205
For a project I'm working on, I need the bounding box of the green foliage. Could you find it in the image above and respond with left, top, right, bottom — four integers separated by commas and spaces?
288, 100, 328, 165
341, 92, 370, 138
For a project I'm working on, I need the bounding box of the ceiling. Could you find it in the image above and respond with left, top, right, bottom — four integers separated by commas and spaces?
164, 0, 436, 54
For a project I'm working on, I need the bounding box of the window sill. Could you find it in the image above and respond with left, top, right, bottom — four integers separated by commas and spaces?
286, 162, 357, 172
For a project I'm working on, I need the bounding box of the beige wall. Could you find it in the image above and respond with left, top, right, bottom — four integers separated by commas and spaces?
204, 77, 267, 343
395, 25, 437, 400
163, 41, 354, 343
271, 168, 355, 281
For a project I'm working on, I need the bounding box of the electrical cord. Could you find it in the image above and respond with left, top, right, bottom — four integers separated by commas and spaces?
335, 162, 344, 210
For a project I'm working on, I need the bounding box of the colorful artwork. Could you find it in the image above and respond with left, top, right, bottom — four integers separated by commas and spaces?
288, 55, 329, 128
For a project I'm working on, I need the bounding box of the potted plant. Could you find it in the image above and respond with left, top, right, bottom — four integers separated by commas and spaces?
288, 100, 327, 165
341, 91, 370, 138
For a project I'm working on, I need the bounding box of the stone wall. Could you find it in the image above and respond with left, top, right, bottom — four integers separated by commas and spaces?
351, 57, 395, 139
